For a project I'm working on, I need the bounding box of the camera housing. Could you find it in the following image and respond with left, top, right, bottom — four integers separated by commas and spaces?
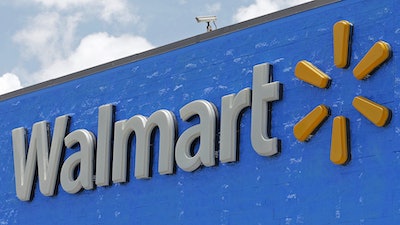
195, 16, 217, 23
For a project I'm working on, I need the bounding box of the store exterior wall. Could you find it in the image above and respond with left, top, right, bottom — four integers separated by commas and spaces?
1, 0, 400, 224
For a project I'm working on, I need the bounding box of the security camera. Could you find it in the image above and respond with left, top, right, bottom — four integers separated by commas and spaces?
195, 16, 217, 32
195, 16, 217, 23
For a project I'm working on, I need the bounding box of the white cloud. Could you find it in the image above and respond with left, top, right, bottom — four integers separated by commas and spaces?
206, 3, 221, 14
33, 32, 154, 83
0, 73, 23, 95
11, 3, 153, 89
178, 0, 188, 5
13, 12, 81, 65
32, 0, 92, 8
32, 0, 137, 23
233, 0, 312, 22
99, 0, 136, 23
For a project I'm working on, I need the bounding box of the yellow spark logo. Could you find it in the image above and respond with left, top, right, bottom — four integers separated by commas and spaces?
293, 20, 392, 165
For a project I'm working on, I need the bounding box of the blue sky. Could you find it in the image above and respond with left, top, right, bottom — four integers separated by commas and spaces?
0, 0, 310, 94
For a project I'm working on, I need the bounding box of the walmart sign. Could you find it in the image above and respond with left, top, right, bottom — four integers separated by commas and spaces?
1, 0, 400, 224
12, 63, 281, 201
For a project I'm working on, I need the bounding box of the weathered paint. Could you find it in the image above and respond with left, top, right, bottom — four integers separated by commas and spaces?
1, 0, 400, 224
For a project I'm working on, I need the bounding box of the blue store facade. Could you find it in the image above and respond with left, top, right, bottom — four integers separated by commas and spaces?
1, 0, 400, 224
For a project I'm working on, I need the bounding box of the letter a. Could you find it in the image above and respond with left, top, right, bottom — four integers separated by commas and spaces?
175, 100, 218, 172
60, 129, 96, 194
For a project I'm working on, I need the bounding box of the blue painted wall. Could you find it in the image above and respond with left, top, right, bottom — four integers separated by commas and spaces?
1, 0, 400, 224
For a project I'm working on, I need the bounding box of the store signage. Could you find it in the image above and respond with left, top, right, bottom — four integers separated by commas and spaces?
11, 20, 392, 202
12, 63, 281, 201
293, 20, 391, 164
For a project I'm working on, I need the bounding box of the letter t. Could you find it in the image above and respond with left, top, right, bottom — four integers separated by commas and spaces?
251, 63, 281, 156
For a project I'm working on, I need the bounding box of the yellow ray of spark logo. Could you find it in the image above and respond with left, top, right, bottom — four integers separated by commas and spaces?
293, 20, 392, 165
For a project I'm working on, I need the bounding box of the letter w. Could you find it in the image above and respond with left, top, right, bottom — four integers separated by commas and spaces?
12, 115, 69, 201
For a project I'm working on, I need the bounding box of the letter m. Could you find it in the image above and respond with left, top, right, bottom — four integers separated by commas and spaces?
12, 116, 69, 201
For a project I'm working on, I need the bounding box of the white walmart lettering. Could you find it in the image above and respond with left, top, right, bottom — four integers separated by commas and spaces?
12, 63, 281, 201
